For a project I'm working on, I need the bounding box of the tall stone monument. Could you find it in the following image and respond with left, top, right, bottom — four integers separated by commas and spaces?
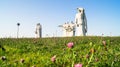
59, 7, 87, 37
75, 8, 87, 36
35, 23, 42, 38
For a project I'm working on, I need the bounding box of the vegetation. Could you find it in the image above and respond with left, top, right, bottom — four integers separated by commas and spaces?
0, 36, 120, 67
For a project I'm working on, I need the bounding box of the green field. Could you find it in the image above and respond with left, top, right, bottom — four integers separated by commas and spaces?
0, 36, 120, 67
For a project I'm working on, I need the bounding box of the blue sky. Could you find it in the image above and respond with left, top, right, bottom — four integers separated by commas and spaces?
0, 0, 120, 38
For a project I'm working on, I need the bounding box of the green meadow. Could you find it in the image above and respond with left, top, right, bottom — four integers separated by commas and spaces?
0, 36, 120, 67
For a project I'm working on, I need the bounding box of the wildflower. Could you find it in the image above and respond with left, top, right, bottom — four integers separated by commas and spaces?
20, 58, 25, 63
102, 40, 108, 51
67, 42, 74, 48
102, 40, 106, 46
86, 54, 89, 59
90, 48, 95, 53
95, 58, 99, 62
1, 56, 6, 61
74, 63, 82, 67
51, 55, 56, 62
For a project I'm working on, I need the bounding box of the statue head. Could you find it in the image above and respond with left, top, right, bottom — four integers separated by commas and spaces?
37, 23, 40, 26
36, 23, 42, 29
77, 8, 84, 13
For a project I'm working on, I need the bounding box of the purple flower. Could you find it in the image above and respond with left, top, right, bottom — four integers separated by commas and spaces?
102, 40, 106, 46
51, 55, 56, 62
67, 42, 74, 48
74, 64, 82, 67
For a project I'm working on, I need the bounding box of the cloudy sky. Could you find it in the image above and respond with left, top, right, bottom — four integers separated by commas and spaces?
0, 0, 120, 38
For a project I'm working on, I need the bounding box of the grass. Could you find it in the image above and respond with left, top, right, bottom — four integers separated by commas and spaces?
0, 36, 120, 67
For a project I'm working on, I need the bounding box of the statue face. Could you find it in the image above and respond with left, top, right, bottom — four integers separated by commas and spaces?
77, 8, 84, 13
79, 10, 84, 13
79, 10, 81, 12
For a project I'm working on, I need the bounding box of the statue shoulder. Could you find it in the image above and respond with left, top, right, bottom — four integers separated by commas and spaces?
75, 13, 81, 17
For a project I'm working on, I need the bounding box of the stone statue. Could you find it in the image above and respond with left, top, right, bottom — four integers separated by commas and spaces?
75, 8, 87, 36
59, 7, 87, 37
35, 23, 42, 38
59, 21, 75, 37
